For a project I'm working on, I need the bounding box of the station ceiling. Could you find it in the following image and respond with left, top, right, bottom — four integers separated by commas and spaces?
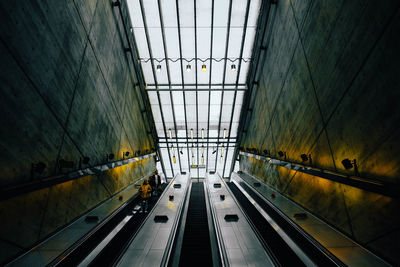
127, 0, 261, 178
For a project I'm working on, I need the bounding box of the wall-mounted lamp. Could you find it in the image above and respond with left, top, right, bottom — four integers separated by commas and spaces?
82, 156, 90, 164
33, 162, 46, 174
341, 158, 359, 176
201, 64, 207, 72
231, 64, 236, 72
156, 65, 162, 72
278, 151, 286, 160
300, 154, 308, 162
186, 64, 191, 72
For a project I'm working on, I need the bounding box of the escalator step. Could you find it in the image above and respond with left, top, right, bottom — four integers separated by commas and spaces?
179, 182, 213, 266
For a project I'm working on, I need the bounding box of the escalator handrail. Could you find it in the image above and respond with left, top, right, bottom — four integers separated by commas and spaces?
160, 174, 192, 266
232, 173, 345, 266
205, 173, 229, 267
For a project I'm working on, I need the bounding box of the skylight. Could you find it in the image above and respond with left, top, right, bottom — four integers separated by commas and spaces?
127, 0, 261, 178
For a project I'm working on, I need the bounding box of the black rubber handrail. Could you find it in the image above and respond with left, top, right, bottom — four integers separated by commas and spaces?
232, 179, 345, 267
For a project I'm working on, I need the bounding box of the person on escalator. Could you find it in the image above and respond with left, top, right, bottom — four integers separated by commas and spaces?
149, 174, 157, 197
155, 170, 163, 194
139, 179, 152, 213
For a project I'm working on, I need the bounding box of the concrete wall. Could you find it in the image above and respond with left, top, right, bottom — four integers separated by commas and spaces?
0, 0, 155, 263
241, 0, 400, 264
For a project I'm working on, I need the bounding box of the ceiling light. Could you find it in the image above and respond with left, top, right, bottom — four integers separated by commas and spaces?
173, 155, 176, 163
220, 154, 223, 163
231, 64, 236, 72
168, 129, 172, 139
156, 65, 161, 72
201, 128, 204, 139
202, 64, 207, 72
221, 145, 225, 155
223, 128, 227, 139
190, 128, 194, 140
186, 64, 191, 72
201, 155, 204, 164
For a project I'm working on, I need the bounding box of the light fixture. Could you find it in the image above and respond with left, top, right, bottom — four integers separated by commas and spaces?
190, 128, 194, 140
201, 145, 205, 154
172, 145, 176, 164
201, 155, 204, 164
202, 64, 207, 72
82, 156, 90, 164
130, 27, 133, 33
277, 150, 287, 160
156, 65, 161, 72
223, 128, 227, 139
33, 162, 46, 174
231, 64, 236, 72
300, 154, 308, 162
201, 128, 204, 139
220, 154, 223, 163
341, 158, 354, 170
191, 145, 194, 157
168, 129, 172, 139
186, 64, 191, 72
221, 145, 225, 155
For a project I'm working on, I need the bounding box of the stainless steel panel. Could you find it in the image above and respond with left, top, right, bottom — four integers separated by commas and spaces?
206, 174, 275, 267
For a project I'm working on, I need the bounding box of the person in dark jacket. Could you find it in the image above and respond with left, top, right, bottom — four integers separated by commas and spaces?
149, 174, 157, 197
139, 179, 152, 213
155, 170, 163, 194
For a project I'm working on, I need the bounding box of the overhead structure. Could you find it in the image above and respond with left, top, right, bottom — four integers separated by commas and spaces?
127, 0, 261, 178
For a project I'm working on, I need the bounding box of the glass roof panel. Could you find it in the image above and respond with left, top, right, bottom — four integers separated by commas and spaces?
127, 0, 261, 178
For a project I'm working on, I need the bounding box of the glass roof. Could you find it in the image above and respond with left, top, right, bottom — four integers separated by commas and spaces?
127, 0, 261, 178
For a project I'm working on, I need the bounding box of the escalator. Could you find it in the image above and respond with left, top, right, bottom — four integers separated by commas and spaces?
178, 182, 213, 266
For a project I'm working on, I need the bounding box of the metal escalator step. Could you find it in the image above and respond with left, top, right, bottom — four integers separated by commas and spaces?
179, 182, 213, 266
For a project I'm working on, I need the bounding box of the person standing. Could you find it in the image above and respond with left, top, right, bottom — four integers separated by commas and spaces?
149, 174, 157, 197
139, 179, 152, 213
155, 170, 163, 194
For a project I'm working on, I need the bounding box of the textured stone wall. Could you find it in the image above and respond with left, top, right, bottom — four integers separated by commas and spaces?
0, 0, 155, 263
241, 0, 400, 264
